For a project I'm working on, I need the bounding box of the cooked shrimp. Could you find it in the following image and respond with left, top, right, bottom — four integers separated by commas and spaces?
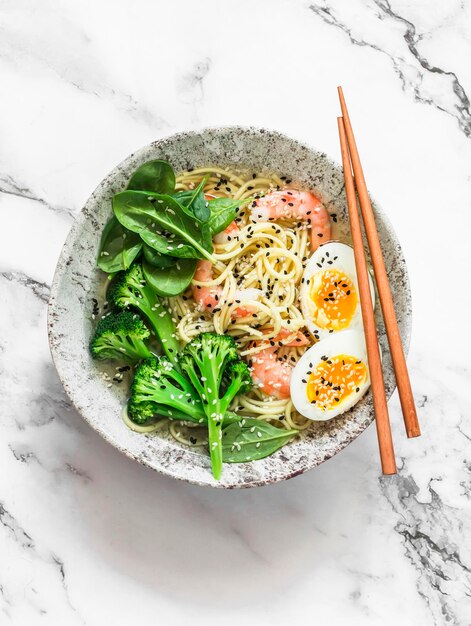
250, 329, 309, 399
213, 220, 240, 245
251, 190, 331, 251
262, 328, 310, 347
192, 260, 260, 317
251, 348, 293, 399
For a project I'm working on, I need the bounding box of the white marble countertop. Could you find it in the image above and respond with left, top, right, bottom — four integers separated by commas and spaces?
1, 1, 471, 624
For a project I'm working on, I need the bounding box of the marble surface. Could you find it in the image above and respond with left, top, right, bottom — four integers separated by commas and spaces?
1, 0, 470, 623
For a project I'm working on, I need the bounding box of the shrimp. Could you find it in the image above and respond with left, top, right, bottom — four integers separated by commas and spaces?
250, 329, 309, 399
213, 220, 240, 244
251, 190, 331, 251
251, 350, 293, 399
262, 328, 310, 347
192, 260, 260, 317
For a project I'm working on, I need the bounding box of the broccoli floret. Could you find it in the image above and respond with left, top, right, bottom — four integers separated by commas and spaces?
178, 332, 252, 479
127, 397, 159, 424
107, 265, 180, 363
90, 311, 152, 363
128, 355, 206, 425
222, 360, 253, 401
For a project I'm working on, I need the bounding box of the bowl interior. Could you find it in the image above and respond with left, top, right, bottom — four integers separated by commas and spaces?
48, 127, 412, 488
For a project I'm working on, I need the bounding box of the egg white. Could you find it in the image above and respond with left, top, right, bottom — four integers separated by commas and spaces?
300, 242, 375, 341
290, 330, 371, 421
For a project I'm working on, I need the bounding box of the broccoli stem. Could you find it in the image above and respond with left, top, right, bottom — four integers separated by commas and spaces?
135, 284, 180, 364
220, 379, 245, 413
206, 359, 224, 480
182, 357, 223, 478
141, 388, 203, 422
207, 374, 249, 478
125, 335, 152, 359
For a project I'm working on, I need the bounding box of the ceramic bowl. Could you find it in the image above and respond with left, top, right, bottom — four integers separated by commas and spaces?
48, 127, 412, 488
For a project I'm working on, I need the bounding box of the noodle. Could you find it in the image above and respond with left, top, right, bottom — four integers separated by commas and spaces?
162, 166, 314, 445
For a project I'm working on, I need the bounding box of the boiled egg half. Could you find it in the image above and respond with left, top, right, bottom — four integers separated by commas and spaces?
300, 242, 375, 341
290, 330, 371, 421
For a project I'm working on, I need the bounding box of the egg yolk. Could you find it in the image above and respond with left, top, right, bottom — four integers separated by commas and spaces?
306, 354, 367, 410
310, 269, 357, 330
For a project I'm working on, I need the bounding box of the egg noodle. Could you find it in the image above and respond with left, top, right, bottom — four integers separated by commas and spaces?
126, 167, 316, 446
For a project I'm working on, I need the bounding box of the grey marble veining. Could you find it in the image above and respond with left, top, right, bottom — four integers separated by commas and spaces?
309, 0, 471, 137
1, 0, 471, 624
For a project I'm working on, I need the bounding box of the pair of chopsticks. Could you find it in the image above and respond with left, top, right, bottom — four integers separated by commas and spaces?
337, 87, 420, 475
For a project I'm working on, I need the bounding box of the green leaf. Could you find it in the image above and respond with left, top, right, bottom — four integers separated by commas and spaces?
172, 190, 194, 206
112, 190, 215, 262
221, 418, 298, 463
127, 160, 175, 195
188, 178, 210, 222
142, 244, 176, 268
223, 411, 241, 425
142, 257, 196, 297
97, 217, 142, 272
173, 178, 210, 223
207, 197, 251, 236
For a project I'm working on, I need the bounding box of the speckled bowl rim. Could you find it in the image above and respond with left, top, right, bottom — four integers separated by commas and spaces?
48, 126, 412, 488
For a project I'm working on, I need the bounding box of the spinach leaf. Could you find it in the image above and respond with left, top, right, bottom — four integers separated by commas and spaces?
172, 190, 194, 206
127, 160, 175, 195
221, 418, 298, 463
173, 178, 210, 222
113, 191, 215, 262
188, 178, 210, 222
97, 217, 142, 272
143, 243, 176, 268
142, 257, 196, 297
207, 198, 251, 236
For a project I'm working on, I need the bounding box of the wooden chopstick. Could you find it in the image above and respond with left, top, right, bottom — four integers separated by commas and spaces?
338, 117, 397, 475
338, 86, 421, 439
